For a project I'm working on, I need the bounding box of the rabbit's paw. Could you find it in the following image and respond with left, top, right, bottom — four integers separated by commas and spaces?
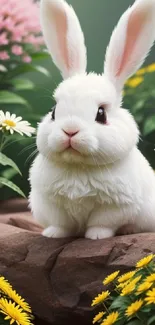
85, 226, 114, 240
42, 226, 72, 238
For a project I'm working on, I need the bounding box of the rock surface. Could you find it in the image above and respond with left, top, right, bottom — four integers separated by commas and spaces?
0, 200, 155, 325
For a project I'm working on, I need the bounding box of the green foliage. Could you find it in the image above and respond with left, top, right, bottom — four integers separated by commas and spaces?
0, 153, 21, 175
0, 48, 51, 199
0, 177, 25, 197
0, 91, 29, 107
123, 64, 155, 169
91, 254, 155, 325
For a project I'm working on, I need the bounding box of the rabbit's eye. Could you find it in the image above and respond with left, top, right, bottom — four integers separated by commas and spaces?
95, 106, 107, 124
51, 105, 56, 121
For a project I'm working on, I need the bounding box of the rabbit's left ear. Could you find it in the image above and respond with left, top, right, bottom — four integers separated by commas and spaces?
104, 0, 155, 92
40, 0, 87, 79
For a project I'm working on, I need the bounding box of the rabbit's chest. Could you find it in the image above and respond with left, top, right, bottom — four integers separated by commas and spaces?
50, 169, 133, 215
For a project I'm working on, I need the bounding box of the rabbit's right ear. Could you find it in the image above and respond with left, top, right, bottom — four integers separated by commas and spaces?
40, 0, 87, 79
104, 0, 155, 92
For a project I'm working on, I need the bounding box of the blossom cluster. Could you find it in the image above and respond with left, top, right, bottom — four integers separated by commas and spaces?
0, 0, 44, 63
125, 63, 155, 88
91, 254, 155, 325
0, 276, 33, 325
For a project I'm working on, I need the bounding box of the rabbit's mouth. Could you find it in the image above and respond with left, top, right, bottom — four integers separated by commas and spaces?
64, 146, 82, 156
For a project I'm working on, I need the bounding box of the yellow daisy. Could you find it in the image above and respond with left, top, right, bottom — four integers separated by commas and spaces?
8, 289, 32, 313
117, 280, 130, 289
0, 277, 13, 296
136, 67, 146, 75
101, 312, 119, 325
147, 63, 155, 73
103, 271, 120, 285
91, 291, 110, 307
93, 312, 105, 324
120, 282, 135, 296
145, 273, 155, 283
126, 77, 143, 88
117, 271, 136, 283
0, 276, 32, 314
125, 299, 143, 317
136, 254, 154, 268
0, 298, 32, 325
137, 281, 152, 294
145, 288, 155, 305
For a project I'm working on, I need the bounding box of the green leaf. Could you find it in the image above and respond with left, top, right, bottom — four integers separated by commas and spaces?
132, 99, 145, 113
9, 63, 50, 78
147, 316, 155, 325
31, 51, 50, 61
1, 167, 18, 180
143, 116, 155, 136
0, 91, 29, 107
0, 177, 25, 197
110, 296, 130, 310
0, 153, 21, 175
33, 65, 50, 76
11, 78, 35, 90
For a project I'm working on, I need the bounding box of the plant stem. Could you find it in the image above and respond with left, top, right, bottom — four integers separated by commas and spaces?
0, 135, 9, 152
102, 302, 109, 314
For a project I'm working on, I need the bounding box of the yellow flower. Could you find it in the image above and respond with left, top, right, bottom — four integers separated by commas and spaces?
137, 281, 152, 294
136, 67, 146, 75
145, 288, 155, 305
101, 312, 119, 325
147, 63, 155, 73
103, 271, 120, 285
8, 289, 32, 313
145, 273, 155, 283
0, 298, 32, 325
0, 277, 13, 296
120, 282, 136, 296
129, 276, 142, 286
136, 254, 154, 268
91, 291, 110, 306
117, 280, 130, 289
120, 276, 141, 296
0, 276, 31, 314
126, 77, 143, 88
117, 271, 136, 283
93, 312, 105, 324
125, 299, 143, 317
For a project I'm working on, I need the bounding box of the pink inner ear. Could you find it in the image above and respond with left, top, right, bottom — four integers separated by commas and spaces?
53, 5, 70, 70
116, 7, 149, 77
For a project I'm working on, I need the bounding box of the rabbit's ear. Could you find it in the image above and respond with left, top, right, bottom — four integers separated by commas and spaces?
40, 0, 87, 79
104, 0, 155, 92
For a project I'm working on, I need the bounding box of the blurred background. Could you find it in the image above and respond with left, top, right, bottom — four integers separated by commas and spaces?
0, 0, 155, 200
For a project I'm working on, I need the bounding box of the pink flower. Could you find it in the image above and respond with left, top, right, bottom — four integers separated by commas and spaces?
22, 55, 32, 63
0, 0, 44, 62
0, 51, 10, 60
3, 17, 14, 31
0, 32, 8, 45
11, 45, 23, 56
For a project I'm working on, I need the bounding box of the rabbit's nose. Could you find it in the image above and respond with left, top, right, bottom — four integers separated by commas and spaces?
63, 129, 79, 137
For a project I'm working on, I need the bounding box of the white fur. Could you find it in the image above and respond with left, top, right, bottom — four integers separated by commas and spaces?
40, 0, 87, 78
104, 0, 155, 91
29, 0, 155, 240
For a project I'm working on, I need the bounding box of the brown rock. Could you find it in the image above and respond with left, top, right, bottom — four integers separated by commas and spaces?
0, 198, 29, 214
0, 213, 155, 325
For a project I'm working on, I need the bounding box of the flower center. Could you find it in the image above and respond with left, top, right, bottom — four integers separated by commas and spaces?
3, 119, 16, 127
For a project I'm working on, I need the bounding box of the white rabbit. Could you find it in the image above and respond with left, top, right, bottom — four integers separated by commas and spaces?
29, 0, 155, 240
